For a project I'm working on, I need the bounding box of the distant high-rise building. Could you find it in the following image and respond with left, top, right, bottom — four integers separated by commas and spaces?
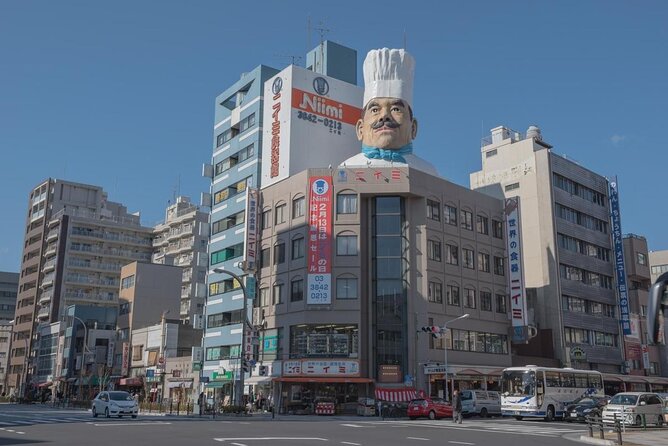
8, 179, 153, 396
471, 126, 622, 374
152, 196, 209, 325
0, 272, 18, 322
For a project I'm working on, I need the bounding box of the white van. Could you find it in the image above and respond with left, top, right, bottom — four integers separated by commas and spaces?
460, 390, 502, 417
601, 392, 664, 427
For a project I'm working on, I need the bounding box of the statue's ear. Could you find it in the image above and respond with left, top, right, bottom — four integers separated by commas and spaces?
356, 118, 364, 141
411, 118, 418, 140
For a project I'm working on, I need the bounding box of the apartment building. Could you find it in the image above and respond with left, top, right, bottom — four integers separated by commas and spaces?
152, 196, 209, 324
471, 125, 622, 372
8, 179, 153, 397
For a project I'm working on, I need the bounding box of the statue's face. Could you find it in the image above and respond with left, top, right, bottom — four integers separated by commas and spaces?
356, 98, 417, 150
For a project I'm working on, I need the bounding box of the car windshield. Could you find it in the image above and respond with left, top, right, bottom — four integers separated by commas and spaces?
109, 392, 133, 401
410, 399, 426, 405
572, 397, 596, 405
502, 370, 536, 397
609, 394, 638, 406
460, 391, 472, 400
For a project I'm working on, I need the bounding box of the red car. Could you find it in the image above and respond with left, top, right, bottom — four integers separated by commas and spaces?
408, 397, 453, 420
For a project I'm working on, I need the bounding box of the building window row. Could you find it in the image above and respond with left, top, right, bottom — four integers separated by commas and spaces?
562, 295, 616, 317
434, 283, 507, 313
564, 326, 619, 347
205, 344, 240, 361
212, 210, 245, 235
555, 203, 609, 234
209, 277, 241, 296
261, 197, 306, 230
215, 113, 256, 147
557, 233, 611, 262
553, 173, 606, 206
259, 275, 359, 305
434, 329, 508, 355
427, 240, 505, 275
120, 275, 135, 289
214, 143, 255, 176
559, 264, 613, 289
213, 176, 251, 205
210, 242, 244, 265
207, 309, 244, 328
651, 264, 668, 276
289, 324, 358, 359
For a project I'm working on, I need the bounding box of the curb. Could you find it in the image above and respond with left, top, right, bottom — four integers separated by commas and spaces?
576, 435, 616, 446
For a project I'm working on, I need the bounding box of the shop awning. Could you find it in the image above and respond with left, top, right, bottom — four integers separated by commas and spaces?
37, 381, 52, 388
167, 380, 193, 389
205, 381, 231, 388
455, 368, 483, 375
245, 376, 273, 385
375, 387, 417, 402
273, 377, 374, 384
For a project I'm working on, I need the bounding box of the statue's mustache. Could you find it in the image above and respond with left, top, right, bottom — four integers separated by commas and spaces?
371, 119, 400, 130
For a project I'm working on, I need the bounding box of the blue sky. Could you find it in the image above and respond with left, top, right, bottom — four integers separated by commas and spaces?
1, 0, 667, 272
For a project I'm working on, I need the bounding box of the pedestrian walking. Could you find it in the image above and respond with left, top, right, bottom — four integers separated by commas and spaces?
452, 390, 463, 424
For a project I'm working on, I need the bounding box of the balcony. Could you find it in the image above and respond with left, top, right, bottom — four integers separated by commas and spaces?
37, 305, 50, 319
181, 288, 191, 298
41, 273, 55, 289
44, 245, 58, 258
42, 259, 56, 273
63, 290, 117, 303
38, 290, 53, 305
48, 217, 60, 228
68, 259, 122, 272
46, 230, 59, 242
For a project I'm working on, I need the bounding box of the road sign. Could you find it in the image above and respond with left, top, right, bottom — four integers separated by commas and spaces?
200, 376, 209, 383
146, 369, 155, 378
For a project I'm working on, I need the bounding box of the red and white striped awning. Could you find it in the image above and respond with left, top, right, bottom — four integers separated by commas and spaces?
375, 387, 417, 402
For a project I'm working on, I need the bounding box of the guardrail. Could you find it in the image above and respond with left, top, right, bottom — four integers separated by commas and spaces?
586, 415, 623, 444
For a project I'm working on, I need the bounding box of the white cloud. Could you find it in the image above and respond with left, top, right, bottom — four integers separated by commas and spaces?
610, 134, 626, 146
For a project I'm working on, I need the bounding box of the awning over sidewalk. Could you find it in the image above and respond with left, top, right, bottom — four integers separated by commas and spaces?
167, 380, 193, 389
245, 376, 273, 385
119, 377, 143, 386
273, 377, 373, 384
375, 387, 417, 402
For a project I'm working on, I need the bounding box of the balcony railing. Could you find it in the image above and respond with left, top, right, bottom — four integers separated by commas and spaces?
63, 291, 117, 303
69, 244, 152, 261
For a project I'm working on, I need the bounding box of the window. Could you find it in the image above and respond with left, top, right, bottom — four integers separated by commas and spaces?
464, 288, 476, 308
120, 275, 135, 289
336, 277, 358, 299
476, 215, 489, 235
274, 242, 285, 265
209, 277, 241, 296
460, 210, 473, 230
337, 234, 358, 256
275, 204, 286, 225
272, 283, 283, 304
337, 194, 358, 214
210, 243, 244, 265
261, 209, 271, 230
447, 285, 460, 306
492, 220, 503, 239
463, 248, 475, 269
446, 244, 458, 265
563, 295, 586, 313
292, 196, 305, 218
132, 345, 143, 361
427, 240, 442, 262
291, 279, 304, 302
206, 345, 240, 361
553, 173, 606, 206
560, 264, 613, 289
557, 233, 610, 261
213, 177, 250, 205
495, 294, 507, 314
212, 210, 245, 235
555, 203, 608, 234
259, 247, 270, 268
493, 256, 505, 275
428, 281, 443, 303
478, 253, 490, 273
564, 327, 590, 344
427, 199, 440, 221
444, 205, 457, 226
480, 291, 492, 311
637, 252, 647, 265
239, 113, 256, 132
593, 331, 617, 347
216, 128, 238, 147
292, 237, 305, 260
259, 287, 270, 306
207, 309, 244, 328
505, 182, 519, 192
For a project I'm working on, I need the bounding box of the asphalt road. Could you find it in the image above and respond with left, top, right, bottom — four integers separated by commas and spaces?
0, 405, 590, 446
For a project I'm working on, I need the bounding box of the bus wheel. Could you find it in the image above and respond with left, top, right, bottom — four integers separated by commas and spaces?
544, 405, 555, 422
514, 416, 523, 421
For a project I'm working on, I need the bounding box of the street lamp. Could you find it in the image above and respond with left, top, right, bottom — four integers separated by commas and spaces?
212, 266, 250, 407
442, 313, 469, 402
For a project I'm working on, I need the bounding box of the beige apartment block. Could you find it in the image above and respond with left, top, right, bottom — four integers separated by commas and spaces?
152, 196, 209, 325
471, 126, 622, 373
8, 179, 153, 397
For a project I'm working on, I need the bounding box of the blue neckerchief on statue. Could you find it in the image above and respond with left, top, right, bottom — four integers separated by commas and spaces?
362, 143, 413, 163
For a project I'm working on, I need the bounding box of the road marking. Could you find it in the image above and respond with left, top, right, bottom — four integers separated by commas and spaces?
6, 429, 15, 432
341, 442, 361, 445
407, 437, 430, 441
16, 432, 25, 435
230, 443, 247, 446
340, 424, 369, 428
449, 442, 475, 445
214, 438, 328, 443
92, 421, 172, 427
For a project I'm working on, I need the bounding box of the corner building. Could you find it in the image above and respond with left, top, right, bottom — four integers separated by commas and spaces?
471, 126, 622, 373
258, 165, 511, 413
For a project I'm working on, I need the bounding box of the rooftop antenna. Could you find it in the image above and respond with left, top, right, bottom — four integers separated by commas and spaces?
307, 15, 312, 50
274, 53, 303, 66
403, 28, 407, 50
313, 20, 330, 73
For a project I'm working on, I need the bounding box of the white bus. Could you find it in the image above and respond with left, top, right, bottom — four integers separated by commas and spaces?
501, 366, 604, 421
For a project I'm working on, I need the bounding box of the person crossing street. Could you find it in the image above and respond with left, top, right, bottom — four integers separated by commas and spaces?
452, 390, 463, 424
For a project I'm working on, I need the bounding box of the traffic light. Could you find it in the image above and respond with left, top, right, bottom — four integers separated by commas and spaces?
241, 359, 250, 373
258, 365, 268, 376
421, 326, 443, 339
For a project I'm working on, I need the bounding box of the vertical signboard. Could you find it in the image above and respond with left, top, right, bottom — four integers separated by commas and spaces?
261, 66, 363, 189
244, 187, 259, 270
121, 342, 129, 376
609, 176, 632, 335
307, 176, 333, 304
107, 340, 115, 368
505, 197, 528, 343
642, 344, 650, 370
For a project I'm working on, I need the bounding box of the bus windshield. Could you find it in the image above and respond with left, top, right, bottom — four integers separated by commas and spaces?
502, 370, 536, 397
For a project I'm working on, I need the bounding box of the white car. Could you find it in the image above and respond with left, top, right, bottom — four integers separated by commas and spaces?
601, 392, 664, 427
92, 391, 138, 418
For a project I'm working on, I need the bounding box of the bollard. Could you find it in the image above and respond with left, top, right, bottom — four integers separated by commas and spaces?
616, 419, 623, 446
588, 417, 593, 438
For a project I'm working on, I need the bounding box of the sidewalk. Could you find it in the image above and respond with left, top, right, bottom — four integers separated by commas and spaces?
573, 428, 668, 446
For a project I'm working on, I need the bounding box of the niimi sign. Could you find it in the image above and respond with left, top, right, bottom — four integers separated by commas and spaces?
609, 176, 632, 335
307, 176, 333, 304
505, 197, 528, 343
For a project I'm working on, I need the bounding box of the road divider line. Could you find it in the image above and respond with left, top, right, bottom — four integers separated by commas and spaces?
407, 437, 430, 441
341, 442, 361, 445
214, 438, 328, 443
449, 442, 475, 445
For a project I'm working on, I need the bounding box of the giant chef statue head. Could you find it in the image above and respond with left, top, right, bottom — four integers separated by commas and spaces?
356, 48, 417, 162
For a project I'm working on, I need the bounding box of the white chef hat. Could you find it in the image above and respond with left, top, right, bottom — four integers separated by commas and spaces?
362, 48, 415, 109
